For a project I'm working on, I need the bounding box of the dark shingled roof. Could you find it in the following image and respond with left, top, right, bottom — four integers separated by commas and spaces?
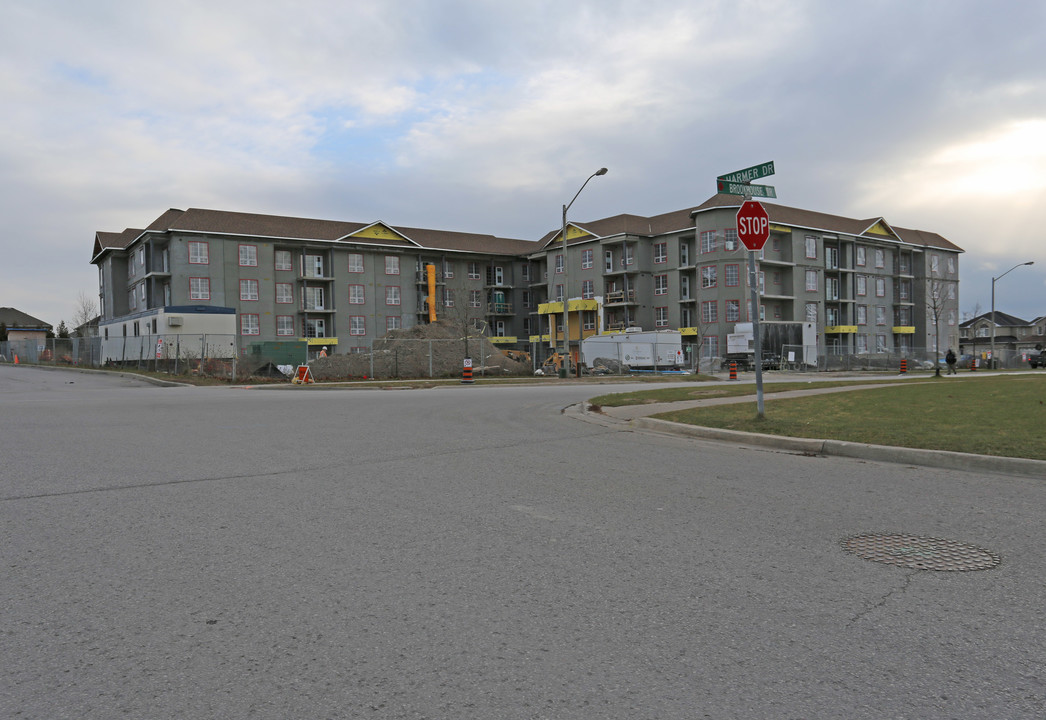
693, 194, 963, 252
0, 307, 52, 330
95, 208, 540, 259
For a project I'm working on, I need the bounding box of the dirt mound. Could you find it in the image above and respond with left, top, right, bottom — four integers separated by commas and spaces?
308, 320, 530, 380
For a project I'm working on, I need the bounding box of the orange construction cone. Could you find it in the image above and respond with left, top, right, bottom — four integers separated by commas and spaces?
729, 361, 737, 381
13, 354, 18, 364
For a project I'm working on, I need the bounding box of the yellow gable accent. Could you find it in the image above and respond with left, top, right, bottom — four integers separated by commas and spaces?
350, 224, 401, 240
559, 226, 593, 242
867, 221, 892, 236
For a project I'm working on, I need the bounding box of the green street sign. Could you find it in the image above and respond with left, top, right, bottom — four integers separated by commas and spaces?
716, 179, 777, 198
717, 161, 775, 184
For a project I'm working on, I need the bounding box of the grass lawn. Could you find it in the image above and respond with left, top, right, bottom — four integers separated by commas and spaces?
588, 378, 902, 408
630, 375, 1046, 460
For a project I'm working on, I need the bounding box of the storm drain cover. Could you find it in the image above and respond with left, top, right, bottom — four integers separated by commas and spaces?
842, 533, 1000, 572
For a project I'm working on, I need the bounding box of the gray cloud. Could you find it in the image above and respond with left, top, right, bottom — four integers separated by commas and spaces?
2, 0, 1044, 327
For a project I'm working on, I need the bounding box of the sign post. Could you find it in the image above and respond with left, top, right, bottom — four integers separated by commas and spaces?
736, 199, 772, 418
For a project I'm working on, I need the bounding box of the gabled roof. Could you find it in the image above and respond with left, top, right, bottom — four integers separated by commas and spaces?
0, 307, 52, 330
959, 311, 1029, 328
92, 228, 143, 262
693, 194, 963, 252
94, 208, 540, 261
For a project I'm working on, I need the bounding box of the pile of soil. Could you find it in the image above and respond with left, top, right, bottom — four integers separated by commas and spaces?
308, 320, 531, 380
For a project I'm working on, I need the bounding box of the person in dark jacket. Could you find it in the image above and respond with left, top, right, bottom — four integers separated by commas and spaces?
945, 348, 957, 375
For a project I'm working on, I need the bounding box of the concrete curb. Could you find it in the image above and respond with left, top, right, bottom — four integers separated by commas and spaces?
629, 415, 1046, 478
3, 363, 190, 388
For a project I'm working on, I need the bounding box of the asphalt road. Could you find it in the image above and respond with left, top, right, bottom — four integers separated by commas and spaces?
2, 365, 1044, 719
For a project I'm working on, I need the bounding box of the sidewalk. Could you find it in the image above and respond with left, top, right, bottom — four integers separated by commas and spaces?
580, 381, 1046, 479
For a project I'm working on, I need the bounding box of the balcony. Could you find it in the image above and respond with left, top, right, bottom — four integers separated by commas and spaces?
605, 289, 637, 305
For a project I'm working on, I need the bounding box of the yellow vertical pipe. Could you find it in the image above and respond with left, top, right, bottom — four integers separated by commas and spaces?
426, 263, 437, 322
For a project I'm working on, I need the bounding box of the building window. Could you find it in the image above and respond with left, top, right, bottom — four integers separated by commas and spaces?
948, 309, 956, 326
826, 277, 839, 301
655, 307, 669, 327
521, 290, 531, 308
702, 300, 717, 323
239, 279, 259, 301
654, 275, 668, 295
189, 277, 210, 300
350, 316, 366, 336
583, 311, 596, 331
128, 289, 136, 310
947, 256, 955, 274
274, 250, 293, 271
724, 229, 738, 252
857, 305, 868, 325
726, 299, 740, 322
275, 282, 293, 304
385, 286, 401, 306
875, 278, 886, 297
931, 255, 940, 275
680, 243, 690, 266
805, 235, 817, 259
468, 262, 481, 279
555, 254, 564, 273
701, 265, 717, 289
604, 251, 613, 272
805, 302, 818, 322
442, 288, 454, 307
856, 334, 868, 354
876, 306, 887, 325
581, 249, 593, 269
276, 315, 294, 336
442, 260, 454, 279
876, 334, 887, 352
875, 249, 885, 268
825, 246, 839, 270
582, 279, 595, 299
653, 243, 667, 264
623, 246, 634, 266
702, 335, 719, 358
522, 264, 531, 281
856, 275, 867, 296
240, 314, 260, 335
725, 264, 739, 287
386, 316, 401, 331
806, 270, 818, 292
349, 285, 365, 304
303, 286, 324, 310
680, 275, 691, 299
856, 246, 866, 266
469, 290, 482, 308
701, 230, 717, 254
899, 280, 911, 301
385, 256, 400, 275
189, 241, 209, 264
239, 244, 258, 267
555, 284, 564, 302
348, 254, 364, 273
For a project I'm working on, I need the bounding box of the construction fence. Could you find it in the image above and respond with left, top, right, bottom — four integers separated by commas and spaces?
0, 334, 531, 381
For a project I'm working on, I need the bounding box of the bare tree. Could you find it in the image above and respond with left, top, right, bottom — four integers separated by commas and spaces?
927, 280, 947, 377
72, 291, 98, 336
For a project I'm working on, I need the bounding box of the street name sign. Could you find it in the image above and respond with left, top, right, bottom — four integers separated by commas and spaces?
736, 200, 771, 251
716, 179, 777, 198
717, 161, 775, 185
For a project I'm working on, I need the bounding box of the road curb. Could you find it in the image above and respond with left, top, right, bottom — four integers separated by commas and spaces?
630, 415, 1046, 478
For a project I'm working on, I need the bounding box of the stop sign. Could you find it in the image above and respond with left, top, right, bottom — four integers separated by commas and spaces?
736, 199, 770, 251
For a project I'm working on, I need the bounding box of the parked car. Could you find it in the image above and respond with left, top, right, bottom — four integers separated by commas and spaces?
1029, 349, 1046, 369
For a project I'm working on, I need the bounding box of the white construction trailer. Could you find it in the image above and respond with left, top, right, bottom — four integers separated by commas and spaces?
581, 329, 684, 371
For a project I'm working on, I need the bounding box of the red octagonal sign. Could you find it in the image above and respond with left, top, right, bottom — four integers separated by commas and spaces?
736, 199, 770, 251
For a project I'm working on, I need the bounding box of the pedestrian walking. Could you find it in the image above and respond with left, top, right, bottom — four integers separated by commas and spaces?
945, 348, 957, 375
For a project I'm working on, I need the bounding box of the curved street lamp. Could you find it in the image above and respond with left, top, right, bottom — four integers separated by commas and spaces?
990, 261, 1034, 368
560, 167, 608, 378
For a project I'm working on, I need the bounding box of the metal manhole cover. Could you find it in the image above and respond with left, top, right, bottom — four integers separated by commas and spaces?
842, 533, 1000, 572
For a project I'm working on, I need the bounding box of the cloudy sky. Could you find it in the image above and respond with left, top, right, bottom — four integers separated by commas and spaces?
2, 0, 1044, 329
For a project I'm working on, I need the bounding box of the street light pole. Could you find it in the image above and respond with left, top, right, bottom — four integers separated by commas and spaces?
560, 167, 608, 378
990, 261, 1034, 369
